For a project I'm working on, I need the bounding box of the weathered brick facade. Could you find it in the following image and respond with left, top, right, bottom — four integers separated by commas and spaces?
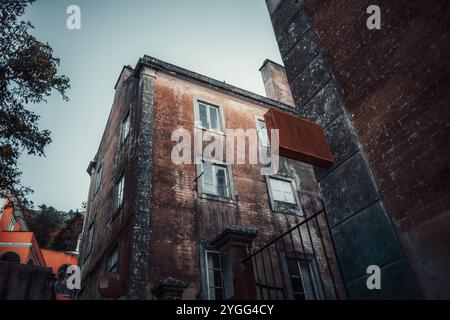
266, 0, 450, 299
77, 55, 344, 300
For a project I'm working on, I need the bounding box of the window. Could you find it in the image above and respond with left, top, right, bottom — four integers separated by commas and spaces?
205, 250, 224, 300
94, 163, 102, 194
120, 111, 130, 145
256, 118, 269, 147
202, 162, 230, 198
266, 176, 301, 215
269, 177, 296, 204
115, 174, 125, 210
287, 259, 321, 300
106, 246, 119, 273
7, 215, 16, 231
196, 101, 222, 132
84, 220, 95, 260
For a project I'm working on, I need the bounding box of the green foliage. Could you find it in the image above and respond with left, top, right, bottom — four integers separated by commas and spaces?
25, 205, 83, 251
0, 0, 70, 205
52, 210, 84, 251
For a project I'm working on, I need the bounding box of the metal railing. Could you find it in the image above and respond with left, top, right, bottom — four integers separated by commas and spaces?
242, 207, 345, 300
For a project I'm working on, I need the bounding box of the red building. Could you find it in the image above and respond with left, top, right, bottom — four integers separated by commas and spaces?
0, 197, 79, 300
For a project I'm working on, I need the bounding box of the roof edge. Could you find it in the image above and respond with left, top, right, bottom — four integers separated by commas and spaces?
135, 55, 295, 112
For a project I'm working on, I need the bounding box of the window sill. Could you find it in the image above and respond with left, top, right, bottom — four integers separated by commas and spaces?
195, 126, 226, 136
198, 192, 235, 204
271, 201, 303, 216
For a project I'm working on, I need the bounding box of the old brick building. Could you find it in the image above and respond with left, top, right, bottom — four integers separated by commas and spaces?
266, 0, 450, 299
78, 55, 347, 300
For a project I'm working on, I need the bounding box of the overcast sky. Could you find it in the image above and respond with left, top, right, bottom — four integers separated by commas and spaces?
20, 0, 282, 211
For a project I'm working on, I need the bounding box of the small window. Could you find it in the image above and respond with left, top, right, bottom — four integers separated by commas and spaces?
287, 259, 321, 300
196, 101, 222, 132
269, 178, 296, 204
205, 250, 224, 300
7, 215, 16, 231
202, 162, 230, 198
120, 111, 130, 145
106, 246, 119, 273
256, 118, 269, 147
266, 176, 302, 215
84, 221, 95, 260
94, 163, 102, 194
115, 174, 125, 210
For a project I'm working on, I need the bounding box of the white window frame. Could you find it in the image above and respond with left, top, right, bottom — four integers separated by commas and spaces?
288, 258, 323, 300
8, 215, 16, 231
205, 250, 224, 300
195, 157, 236, 203
269, 177, 296, 204
115, 174, 125, 211
202, 162, 230, 198
255, 117, 270, 147
194, 99, 225, 134
120, 110, 131, 145
266, 175, 302, 215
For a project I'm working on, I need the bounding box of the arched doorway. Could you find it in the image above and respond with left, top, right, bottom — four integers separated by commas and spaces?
0, 251, 21, 263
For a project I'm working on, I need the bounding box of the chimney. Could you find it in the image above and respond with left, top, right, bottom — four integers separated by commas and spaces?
259, 59, 295, 107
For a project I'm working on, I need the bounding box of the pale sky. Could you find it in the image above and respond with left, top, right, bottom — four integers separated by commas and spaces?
20, 0, 282, 211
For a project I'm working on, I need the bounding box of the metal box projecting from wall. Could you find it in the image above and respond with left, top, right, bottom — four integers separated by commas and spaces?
264, 108, 333, 167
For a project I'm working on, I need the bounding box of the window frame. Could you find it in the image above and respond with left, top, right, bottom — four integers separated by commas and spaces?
255, 116, 270, 148
287, 257, 323, 300
194, 99, 225, 134
120, 109, 131, 146
266, 175, 302, 215
94, 162, 103, 196
83, 219, 95, 262
7, 215, 16, 231
205, 250, 225, 300
105, 245, 119, 273
195, 157, 236, 203
114, 173, 125, 214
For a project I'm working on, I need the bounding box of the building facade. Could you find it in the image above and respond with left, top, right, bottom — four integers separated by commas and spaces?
266, 0, 450, 299
78, 56, 346, 300
0, 197, 79, 299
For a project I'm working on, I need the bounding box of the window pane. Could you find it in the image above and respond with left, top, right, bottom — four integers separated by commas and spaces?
300, 262, 316, 300
213, 270, 222, 287
199, 103, 208, 128
209, 106, 219, 130
121, 113, 130, 143
215, 167, 227, 197
291, 277, 303, 293
203, 163, 214, 194
257, 119, 269, 147
215, 288, 223, 300
116, 176, 124, 208
270, 178, 296, 204
287, 261, 300, 276
207, 251, 221, 269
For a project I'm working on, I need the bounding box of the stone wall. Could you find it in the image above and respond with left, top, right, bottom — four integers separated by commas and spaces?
0, 261, 54, 300
264, 0, 448, 298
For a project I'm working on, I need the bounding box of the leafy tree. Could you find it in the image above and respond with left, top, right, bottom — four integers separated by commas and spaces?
52, 210, 84, 251
0, 0, 70, 205
25, 204, 64, 248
